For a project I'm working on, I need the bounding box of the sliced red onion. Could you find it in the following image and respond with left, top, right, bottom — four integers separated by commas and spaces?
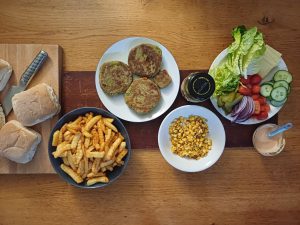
231, 96, 248, 117
232, 96, 255, 122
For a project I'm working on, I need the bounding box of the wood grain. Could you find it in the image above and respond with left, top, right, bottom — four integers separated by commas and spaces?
0, 0, 299, 224
0, 149, 299, 225
0, 44, 61, 173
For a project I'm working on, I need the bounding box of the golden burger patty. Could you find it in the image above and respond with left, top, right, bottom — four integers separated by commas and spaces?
99, 61, 133, 95
124, 78, 161, 113
128, 44, 162, 78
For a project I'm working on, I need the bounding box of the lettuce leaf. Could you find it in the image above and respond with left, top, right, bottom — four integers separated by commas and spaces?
211, 25, 266, 96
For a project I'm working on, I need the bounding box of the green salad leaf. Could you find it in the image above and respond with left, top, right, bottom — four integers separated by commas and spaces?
211, 25, 266, 96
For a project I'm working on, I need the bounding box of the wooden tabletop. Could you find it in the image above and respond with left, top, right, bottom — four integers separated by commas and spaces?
0, 1, 299, 224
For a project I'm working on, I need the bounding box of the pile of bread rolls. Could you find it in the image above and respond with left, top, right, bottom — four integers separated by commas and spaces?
0, 59, 60, 164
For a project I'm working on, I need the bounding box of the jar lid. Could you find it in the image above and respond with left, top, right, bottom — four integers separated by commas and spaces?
187, 72, 215, 101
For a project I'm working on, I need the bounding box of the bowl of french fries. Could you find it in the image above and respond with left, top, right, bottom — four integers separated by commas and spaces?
48, 107, 131, 188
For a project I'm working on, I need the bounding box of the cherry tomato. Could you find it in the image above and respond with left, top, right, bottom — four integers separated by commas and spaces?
258, 96, 267, 105
254, 100, 261, 115
256, 111, 268, 120
250, 74, 262, 85
261, 104, 271, 113
252, 85, 261, 94
238, 86, 251, 96
240, 76, 250, 85
252, 94, 260, 100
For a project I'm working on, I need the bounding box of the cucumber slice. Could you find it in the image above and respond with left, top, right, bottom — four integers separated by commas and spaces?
270, 86, 287, 102
261, 81, 274, 86
273, 80, 289, 90
274, 70, 293, 83
260, 84, 273, 97
270, 99, 287, 107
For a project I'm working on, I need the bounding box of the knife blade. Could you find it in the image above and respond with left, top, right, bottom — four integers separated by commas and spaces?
2, 50, 48, 116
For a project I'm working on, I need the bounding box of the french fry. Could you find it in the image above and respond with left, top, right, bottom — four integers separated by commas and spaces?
52, 143, 71, 158
92, 129, 99, 146
66, 126, 78, 134
58, 130, 63, 144
75, 140, 83, 164
72, 116, 82, 125
104, 137, 122, 160
86, 146, 95, 153
100, 159, 114, 168
71, 133, 81, 150
97, 120, 104, 145
60, 164, 83, 183
52, 130, 60, 146
115, 141, 126, 157
101, 167, 107, 172
103, 118, 114, 123
116, 149, 128, 163
84, 137, 90, 149
87, 176, 109, 186
86, 151, 105, 158
105, 128, 111, 142
92, 158, 101, 174
84, 157, 89, 177
60, 124, 67, 134
100, 142, 105, 152
82, 130, 92, 138
106, 166, 113, 171
87, 172, 105, 178
97, 119, 105, 133
67, 151, 77, 171
62, 157, 70, 166
85, 115, 101, 131
104, 120, 118, 132
77, 159, 84, 176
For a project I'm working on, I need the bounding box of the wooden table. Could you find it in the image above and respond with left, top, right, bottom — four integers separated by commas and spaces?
0, 1, 299, 224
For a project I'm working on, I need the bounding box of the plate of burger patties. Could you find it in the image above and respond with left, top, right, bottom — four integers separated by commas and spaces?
95, 37, 180, 122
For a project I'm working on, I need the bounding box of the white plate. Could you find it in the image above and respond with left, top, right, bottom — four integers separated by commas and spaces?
209, 48, 288, 125
95, 37, 180, 122
158, 105, 226, 172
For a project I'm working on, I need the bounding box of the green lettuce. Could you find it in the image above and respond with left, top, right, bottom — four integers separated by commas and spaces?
211, 25, 266, 96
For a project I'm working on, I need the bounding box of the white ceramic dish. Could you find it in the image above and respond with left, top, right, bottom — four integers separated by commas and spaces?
158, 105, 226, 172
209, 48, 288, 125
95, 37, 180, 122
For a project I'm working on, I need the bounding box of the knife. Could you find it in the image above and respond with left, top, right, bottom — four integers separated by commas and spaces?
2, 50, 48, 116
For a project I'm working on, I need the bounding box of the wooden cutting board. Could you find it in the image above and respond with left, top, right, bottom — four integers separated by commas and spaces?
0, 44, 62, 173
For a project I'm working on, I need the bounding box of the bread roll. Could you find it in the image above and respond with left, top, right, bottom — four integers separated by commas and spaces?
0, 59, 12, 91
12, 83, 60, 126
0, 120, 41, 163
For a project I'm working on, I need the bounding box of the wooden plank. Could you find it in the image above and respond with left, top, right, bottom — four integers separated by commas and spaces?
0, 44, 62, 173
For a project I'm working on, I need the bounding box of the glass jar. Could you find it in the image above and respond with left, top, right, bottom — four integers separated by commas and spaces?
180, 72, 215, 103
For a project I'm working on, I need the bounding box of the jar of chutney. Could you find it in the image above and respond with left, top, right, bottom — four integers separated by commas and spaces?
181, 72, 215, 103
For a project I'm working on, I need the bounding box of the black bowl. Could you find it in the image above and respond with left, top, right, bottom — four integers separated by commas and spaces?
48, 107, 131, 188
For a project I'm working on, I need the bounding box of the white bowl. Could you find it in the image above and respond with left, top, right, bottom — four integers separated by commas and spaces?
158, 105, 226, 172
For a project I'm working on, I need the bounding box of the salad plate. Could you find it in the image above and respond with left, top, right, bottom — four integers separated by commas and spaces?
209, 26, 290, 125
209, 48, 288, 125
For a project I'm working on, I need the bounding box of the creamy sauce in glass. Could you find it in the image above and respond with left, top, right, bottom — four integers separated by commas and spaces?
252, 124, 285, 156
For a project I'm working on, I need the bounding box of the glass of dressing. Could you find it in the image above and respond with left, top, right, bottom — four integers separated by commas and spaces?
252, 123, 286, 156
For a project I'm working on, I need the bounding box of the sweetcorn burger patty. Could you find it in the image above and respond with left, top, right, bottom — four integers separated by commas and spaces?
124, 78, 161, 113
99, 61, 133, 95
128, 44, 162, 78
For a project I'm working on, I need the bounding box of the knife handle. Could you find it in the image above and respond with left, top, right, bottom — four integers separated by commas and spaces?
19, 50, 48, 87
